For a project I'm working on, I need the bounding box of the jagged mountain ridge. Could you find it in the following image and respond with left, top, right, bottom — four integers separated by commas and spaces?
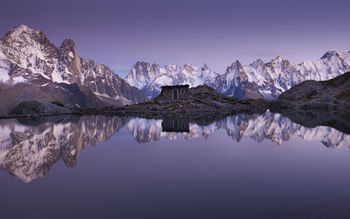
0, 25, 147, 111
125, 62, 220, 98
125, 51, 350, 99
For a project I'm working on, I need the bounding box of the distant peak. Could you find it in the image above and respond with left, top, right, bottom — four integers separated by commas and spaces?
59, 39, 77, 57
12, 24, 30, 32
250, 59, 264, 68
4, 24, 51, 45
135, 61, 146, 65
183, 64, 195, 69
134, 61, 141, 65
5, 24, 32, 37
253, 58, 264, 64
134, 61, 152, 68
61, 38, 76, 47
321, 51, 338, 59
165, 64, 177, 69
271, 56, 283, 62
230, 60, 242, 68
151, 63, 160, 67
226, 60, 243, 73
202, 63, 209, 71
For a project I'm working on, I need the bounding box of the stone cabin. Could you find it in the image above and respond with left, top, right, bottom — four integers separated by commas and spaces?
160, 85, 189, 100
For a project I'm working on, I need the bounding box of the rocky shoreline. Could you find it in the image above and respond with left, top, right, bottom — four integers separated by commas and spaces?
0, 85, 270, 119
1, 71, 350, 121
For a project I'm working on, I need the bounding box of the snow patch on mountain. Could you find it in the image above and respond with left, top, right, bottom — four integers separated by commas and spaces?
0, 59, 11, 82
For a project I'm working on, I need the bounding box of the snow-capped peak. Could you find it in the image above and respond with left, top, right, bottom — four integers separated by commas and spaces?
223, 60, 248, 84
5, 24, 32, 37
251, 58, 264, 67
271, 56, 283, 63
0, 25, 147, 104
321, 51, 338, 59
226, 60, 244, 73
125, 61, 220, 98
202, 63, 209, 71
126, 50, 350, 99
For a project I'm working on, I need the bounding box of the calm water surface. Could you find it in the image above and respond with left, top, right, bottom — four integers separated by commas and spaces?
1, 111, 350, 219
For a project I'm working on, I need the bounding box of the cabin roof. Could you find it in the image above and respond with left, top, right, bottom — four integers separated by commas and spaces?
161, 84, 189, 89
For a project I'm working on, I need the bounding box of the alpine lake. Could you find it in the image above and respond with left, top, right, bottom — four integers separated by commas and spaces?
1, 110, 350, 219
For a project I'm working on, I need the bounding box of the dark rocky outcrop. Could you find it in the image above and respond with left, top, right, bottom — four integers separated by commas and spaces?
9, 100, 71, 116
100, 85, 270, 118
273, 71, 350, 111
0, 78, 106, 117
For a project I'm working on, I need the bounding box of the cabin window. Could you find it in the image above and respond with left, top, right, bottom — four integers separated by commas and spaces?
173, 119, 179, 129
173, 89, 178, 100
181, 89, 185, 94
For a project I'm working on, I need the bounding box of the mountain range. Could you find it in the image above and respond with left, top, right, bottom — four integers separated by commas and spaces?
0, 25, 147, 116
1, 24, 350, 116
125, 51, 350, 99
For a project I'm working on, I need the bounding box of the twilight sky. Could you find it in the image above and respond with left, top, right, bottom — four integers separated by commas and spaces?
0, 0, 349, 76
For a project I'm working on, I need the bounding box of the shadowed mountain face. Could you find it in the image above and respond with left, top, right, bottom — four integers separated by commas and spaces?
1, 112, 349, 183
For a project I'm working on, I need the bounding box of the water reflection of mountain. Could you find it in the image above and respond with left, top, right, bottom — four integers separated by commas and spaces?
127, 112, 350, 147
0, 116, 129, 183
0, 112, 349, 183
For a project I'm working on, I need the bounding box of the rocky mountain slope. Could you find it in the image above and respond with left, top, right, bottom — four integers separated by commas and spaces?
0, 25, 146, 116
125, 51, 350, 99
275, 71, 350, 111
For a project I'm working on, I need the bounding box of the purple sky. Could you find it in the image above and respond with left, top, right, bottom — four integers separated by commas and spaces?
1, 0, 349, 76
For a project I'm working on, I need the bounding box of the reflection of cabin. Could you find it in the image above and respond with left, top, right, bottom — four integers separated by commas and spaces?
160, 85, 189, 100
162, 118, 189, 132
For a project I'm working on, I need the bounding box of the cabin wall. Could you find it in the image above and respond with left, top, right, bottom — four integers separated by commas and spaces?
161, 87, 189, 100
